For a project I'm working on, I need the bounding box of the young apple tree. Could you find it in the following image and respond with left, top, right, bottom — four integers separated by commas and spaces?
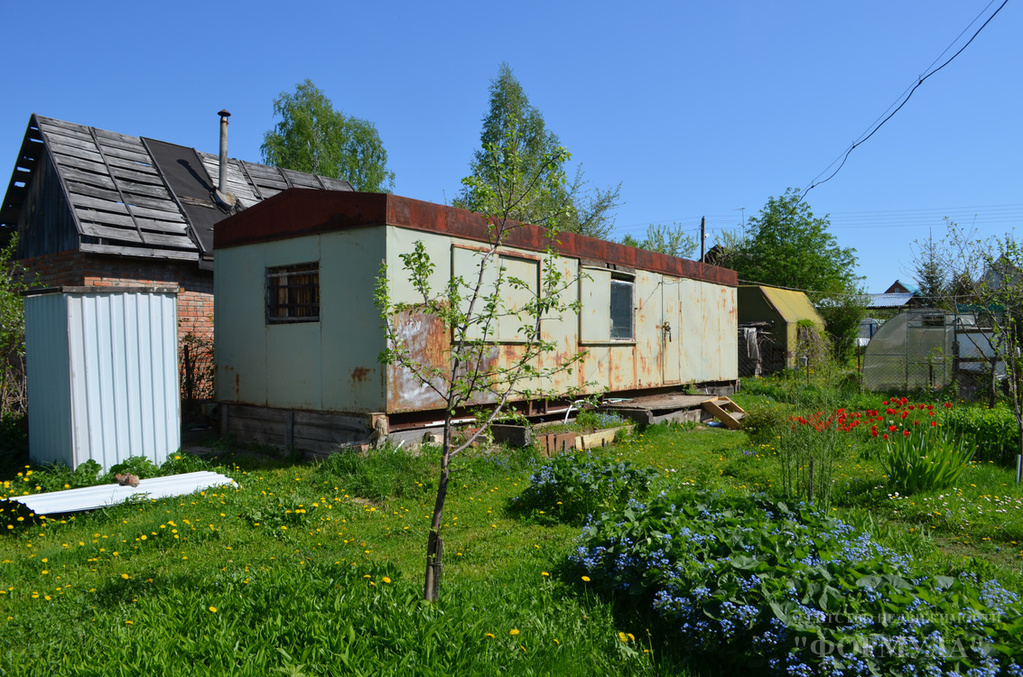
374, 130, 590, 601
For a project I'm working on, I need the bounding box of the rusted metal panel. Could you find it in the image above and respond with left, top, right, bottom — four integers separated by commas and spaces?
216, 190, 738, 287
386, 309, 451, 413
679, 281, 738, 382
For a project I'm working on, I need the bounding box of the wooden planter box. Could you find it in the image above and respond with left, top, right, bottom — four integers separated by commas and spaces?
574, 425, 634, 451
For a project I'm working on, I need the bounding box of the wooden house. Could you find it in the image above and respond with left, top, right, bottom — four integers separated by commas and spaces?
0, 113, 352, 399
213, 189, 739, 452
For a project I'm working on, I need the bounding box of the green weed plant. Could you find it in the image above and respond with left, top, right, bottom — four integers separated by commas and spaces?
882, 424, 975, 495
512, 451, 660, 525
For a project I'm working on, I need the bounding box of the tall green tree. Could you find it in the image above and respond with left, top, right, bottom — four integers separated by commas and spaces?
454, 64, 620, 239
261, 79, 395, 193
911, 230, 948, 306
718, 189, 864, 359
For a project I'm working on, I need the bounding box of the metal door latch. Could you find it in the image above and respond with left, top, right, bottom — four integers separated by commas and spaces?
662, 322, 672, 342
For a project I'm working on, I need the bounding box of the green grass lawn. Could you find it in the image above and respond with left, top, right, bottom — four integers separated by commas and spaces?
3, 400, 1023, 675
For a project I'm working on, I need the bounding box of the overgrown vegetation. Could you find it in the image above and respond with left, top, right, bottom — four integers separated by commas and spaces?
0, 235, 31, 418
6, 370, 1023, 675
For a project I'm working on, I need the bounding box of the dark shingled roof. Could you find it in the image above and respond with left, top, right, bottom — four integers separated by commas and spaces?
0, 114, 353, 265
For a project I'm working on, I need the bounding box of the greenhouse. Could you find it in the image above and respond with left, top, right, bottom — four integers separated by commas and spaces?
863, 308, 998, 392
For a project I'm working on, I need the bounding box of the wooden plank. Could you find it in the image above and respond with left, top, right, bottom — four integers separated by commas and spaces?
111, 163, 169, 186
66, 182, 182, 213
56, 164, 117, 190
109, 177, 175, 201
75, 208, 187, 234
78, 221, 144, 243
51, 145, 105, 166
119, 202, 185, 222
68, 192, 130, 215
138, 230, 195, 248
37, 117, 95, 136
44, 135, 104, 160
281, 169, 323, 188
80, 242, 199, 261
93, 141, 152, 165
93, 129, 153, 153
702, 399, 743, 430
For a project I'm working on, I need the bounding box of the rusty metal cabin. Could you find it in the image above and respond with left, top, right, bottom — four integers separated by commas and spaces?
213, 189, 738, 452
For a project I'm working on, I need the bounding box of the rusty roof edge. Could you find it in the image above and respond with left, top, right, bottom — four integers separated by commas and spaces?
215, 189, 738, 286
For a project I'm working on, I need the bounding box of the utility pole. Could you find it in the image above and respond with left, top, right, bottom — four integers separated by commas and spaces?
700, 216, 706, 261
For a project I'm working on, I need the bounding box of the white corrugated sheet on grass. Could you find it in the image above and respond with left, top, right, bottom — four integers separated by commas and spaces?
5, 471, 238, 515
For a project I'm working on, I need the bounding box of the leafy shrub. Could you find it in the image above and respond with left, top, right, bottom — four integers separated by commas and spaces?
158, 452, 212, 476
882, 424, 975, 494
101, 456, 161, 484
0, 413, 27, 457
574, 489, 1023, 676
943, 405, 1019, 466
512, 452, 660, 525
317, 445, 434, 502
574, 410, 627, 431
739, 402, 790, 445
31, 459, 102, 492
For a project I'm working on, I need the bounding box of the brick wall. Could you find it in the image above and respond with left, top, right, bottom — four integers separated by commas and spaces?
22, 250, 217, 408
22, 250, 215, 344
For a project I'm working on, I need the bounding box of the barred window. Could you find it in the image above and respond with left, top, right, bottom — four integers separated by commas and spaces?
266, 263, 319, 323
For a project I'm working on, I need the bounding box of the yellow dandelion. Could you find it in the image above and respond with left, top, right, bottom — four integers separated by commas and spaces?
208, 606, 217, 613
484, 633, 495, 639
121, 573, 131, 580
581, 576, 591, 582
541, 572, 550, 577
509, 629, 520, 636
381, 577, 392, 584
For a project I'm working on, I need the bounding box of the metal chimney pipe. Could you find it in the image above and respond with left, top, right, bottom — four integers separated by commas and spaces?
217, 109, 231, 194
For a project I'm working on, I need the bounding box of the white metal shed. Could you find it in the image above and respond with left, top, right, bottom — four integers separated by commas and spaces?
24, 287, 180, 471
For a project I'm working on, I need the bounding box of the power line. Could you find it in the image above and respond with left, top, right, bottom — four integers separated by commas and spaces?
799, 0, 1009, 201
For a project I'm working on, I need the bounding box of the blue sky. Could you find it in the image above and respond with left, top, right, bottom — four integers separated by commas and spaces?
1, 0, 1018, 293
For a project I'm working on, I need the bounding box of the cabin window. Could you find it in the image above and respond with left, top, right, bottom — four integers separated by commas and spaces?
610, 276, 635, 340
579, 266, 635, 344
266, 263, 319, 323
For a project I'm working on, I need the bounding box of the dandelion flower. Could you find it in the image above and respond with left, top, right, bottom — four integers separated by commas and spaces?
381, 577, 391, 584
208, 606, 217, 613
484, 633, 495, 639
541, 572, 550, 577
581, 576, 591, 582
509, 629, 520, 636
121, 573, 131, 580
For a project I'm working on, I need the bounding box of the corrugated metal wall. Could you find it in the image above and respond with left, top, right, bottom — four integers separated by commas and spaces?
25, 290, 180, 470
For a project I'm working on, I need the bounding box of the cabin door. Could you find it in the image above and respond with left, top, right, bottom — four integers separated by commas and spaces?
661, 281, 681, 384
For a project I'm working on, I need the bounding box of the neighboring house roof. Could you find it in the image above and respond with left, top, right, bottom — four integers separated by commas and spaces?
0, 114, 352, 266
749, 285, 825, 329
866, 292, 916, 308
884, 279, 918, 295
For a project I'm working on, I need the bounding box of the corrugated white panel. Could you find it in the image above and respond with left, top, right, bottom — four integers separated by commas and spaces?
7, 471, 237, 515
25, 290, 180, 471
25, 294, 73, 467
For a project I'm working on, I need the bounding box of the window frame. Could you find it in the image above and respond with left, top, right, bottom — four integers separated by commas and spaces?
266, 262, 320, 324
609, 274, 635, 341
